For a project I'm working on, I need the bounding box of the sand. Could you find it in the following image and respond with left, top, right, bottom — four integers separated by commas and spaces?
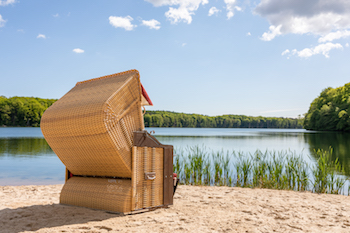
1, 185, 350, 233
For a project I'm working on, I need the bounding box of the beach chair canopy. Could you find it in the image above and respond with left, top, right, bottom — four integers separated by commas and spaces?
41, 70, 150, 178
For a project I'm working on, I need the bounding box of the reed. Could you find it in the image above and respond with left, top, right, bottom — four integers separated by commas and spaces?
173, 145, 349, 195
311, 147, 347, 194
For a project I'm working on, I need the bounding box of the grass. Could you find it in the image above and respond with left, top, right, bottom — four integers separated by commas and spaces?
173, 145, 349, 195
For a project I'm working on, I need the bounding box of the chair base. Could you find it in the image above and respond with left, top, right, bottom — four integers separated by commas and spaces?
60, 176, 170, 213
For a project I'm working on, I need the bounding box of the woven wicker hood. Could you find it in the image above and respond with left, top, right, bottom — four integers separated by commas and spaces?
41, 70, 145, 178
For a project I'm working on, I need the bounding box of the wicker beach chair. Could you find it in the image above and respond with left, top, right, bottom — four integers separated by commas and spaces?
41, 70, 174, 213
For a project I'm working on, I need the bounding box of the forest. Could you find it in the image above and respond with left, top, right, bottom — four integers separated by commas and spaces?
304, 82, 350, 132
0, 96, 303, 128
0, 96, 56, 127
144, 111, 302, 128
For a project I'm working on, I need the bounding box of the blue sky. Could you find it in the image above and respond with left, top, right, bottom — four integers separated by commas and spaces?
1, 0, 350, 118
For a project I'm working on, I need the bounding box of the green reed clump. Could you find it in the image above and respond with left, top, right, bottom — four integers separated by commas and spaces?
235, 151, 251, 187
244, 150, 308, 190
312, 147, 347, 194
222, 151, 231, 186
173, 145, 349, 195
175, 145, 209, 185
193, 146, 205, 185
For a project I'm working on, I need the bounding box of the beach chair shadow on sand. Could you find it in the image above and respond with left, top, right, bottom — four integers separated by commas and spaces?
41, 70, 175, 214
0, 203, 121, 233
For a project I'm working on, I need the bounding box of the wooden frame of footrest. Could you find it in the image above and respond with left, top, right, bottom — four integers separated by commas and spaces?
131, 131, 174, 211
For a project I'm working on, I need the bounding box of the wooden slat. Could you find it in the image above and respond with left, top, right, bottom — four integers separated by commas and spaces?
131, 146, 137, 211
163, 147, 173, 206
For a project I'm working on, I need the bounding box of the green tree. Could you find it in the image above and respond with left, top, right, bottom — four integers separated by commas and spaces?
304, 82, 350, 131
144, 111, 303, 129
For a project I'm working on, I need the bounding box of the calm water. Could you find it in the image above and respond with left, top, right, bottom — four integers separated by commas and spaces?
0, 127, 350, 186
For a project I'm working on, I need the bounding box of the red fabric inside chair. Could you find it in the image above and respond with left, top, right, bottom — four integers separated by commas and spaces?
141, 83, 153, 106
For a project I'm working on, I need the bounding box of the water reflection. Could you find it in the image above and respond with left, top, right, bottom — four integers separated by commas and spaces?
0, 137, 64, 186
0, 138, 53, 157
153, 129, 310, 157
305, 132, 350, 175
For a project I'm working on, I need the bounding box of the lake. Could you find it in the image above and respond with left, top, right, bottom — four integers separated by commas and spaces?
0, 127, 350, 186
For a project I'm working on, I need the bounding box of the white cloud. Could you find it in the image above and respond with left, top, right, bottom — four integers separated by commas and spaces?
224, 0, 240, 19
53, 13, 59, 18
0, 0, 15, 6
261, 25, 282, 41
141, 19, 161, 30
37, 34, 46, 39
208, 7, 220, 16
255, 0, 350, 41
296, 43, 343, 58
73, 48, 84, 54
144, 0, 174, 7
0, 15, 6, 27
346, 43, 349, 47
318, 30, 350, 43
281, 49, 290, 56
246, 32, 251, 36
182, 42, 187, 47
297, 48, 315, 58
17, 29, 24, 33
145, 0, 208, 24
109, 16, 136, 31
165, 7, 193, 24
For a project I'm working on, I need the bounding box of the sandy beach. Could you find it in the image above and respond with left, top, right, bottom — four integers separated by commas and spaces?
1, 184, 350, 233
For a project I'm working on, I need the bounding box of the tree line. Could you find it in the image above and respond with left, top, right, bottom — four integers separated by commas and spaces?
304, 82, 350, 132
0, 96, 303, 128
144, 111, 303, 129
0, 96, 56, 127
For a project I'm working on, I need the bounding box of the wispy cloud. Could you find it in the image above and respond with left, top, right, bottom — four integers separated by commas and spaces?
0, 0, 15, 6
37, 34, 46, 39
0, 15, 6, 27
145, 0, 208, 24
208, 7, 220, 16
224, 0, 241, 19
318, 30, 350, 43
109, 16, 136, 31
73, 48, 84, 53
261, 25, 282, 41
296, 43, 343, 58
141, 19, 161, 30
281, 49, 290, 56
53, 13, 59, 18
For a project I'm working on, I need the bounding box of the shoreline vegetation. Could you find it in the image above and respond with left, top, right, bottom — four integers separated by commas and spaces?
0, 96, 303, 128
144, 110, 303, 128
0, 96, 56, 127
304, 82, 350, 132
175, 146, 349, 195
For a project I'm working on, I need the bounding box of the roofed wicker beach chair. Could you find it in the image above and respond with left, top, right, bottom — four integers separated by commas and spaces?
41, 70, 175, 213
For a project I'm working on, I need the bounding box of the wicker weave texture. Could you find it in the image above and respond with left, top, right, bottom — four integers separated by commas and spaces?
60, 177, 132, 213
132, 146, 163, 211
41, 70, 144, 178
